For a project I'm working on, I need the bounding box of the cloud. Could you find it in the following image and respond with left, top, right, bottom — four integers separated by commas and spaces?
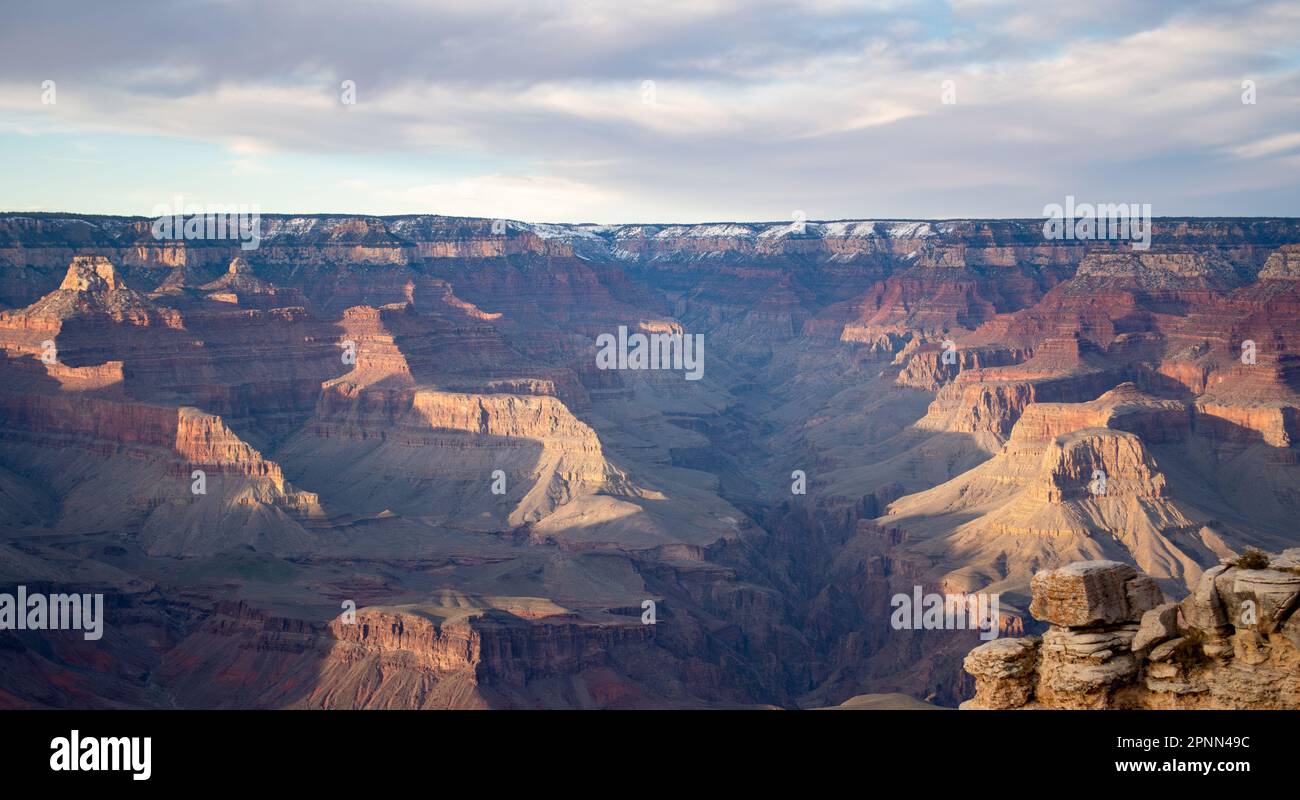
1233, 132, 1300, 160
0, 0, 1297, 219
375, 174, 622, 221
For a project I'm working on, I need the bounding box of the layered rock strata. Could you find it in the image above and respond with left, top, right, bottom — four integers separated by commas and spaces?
964, 555, 1300, 709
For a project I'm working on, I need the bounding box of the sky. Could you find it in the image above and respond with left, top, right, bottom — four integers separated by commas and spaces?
0, 0, 1297, 223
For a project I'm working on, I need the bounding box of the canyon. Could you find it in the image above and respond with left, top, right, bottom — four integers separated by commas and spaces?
0, 213, 1297, 708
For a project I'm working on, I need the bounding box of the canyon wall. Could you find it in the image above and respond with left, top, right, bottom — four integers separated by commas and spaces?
1, 212, 1298, 708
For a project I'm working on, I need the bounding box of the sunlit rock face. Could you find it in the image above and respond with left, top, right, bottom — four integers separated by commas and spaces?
964, 554, 1300, 710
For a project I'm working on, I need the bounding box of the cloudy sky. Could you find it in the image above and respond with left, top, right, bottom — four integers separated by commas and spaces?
1, 0, 1297, 223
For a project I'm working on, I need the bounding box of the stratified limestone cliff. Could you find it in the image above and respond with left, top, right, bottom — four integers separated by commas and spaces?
963, 555, 1300, 709
913, 336, 1123, 442
278, 385, 635, 527
896, 344, 1028, 391
157, 598, 670, 709
883, 383, 1228, 597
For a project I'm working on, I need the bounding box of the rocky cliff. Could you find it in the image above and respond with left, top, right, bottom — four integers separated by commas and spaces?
963, 555, 1300, 709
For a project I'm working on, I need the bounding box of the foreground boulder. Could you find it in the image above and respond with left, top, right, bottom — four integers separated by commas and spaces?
1029, 561, 1163, 627
1131, 602, 1179, 651
964, 637, 1039, 709
963, 552, 1300, 709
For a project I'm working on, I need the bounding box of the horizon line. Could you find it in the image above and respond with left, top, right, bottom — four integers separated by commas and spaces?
4, 211, 1300, 228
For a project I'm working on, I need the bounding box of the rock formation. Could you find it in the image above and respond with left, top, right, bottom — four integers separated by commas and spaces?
963, 555, 1300, 709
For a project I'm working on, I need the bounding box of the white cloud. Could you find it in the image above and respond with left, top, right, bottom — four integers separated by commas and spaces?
376, 174, 622, 221
1233, 132, 1300, 160
0, 0, 1297, 219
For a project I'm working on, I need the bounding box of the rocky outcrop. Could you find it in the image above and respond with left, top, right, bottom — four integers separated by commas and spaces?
896, 344, 1027, 391
1073, 251, 1243, 290
59, 254, 125, 291
0, 388, 323, 556
1011, 383, 1189, 444
1194, 400, 1296, 447
883, 374, 1237, 604
1029, 561, 1163, 627
964, 555, 1300, 709
159, 599, 661, 709
915, 338, 1121, 441
1259, 245, 1300, 280
0, 255, 180, 340
277, 386, 636, 528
